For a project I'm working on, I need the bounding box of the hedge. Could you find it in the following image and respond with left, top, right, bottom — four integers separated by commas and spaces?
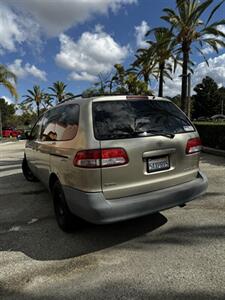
194, 123, 225, 150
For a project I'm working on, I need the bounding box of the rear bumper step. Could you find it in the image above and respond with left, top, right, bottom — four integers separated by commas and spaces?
64, 171, 208, 224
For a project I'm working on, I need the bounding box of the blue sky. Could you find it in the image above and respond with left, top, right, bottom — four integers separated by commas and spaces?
1, 0, 225, 104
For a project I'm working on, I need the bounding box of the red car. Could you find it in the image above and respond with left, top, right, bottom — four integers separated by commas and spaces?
2, 127, 22, 138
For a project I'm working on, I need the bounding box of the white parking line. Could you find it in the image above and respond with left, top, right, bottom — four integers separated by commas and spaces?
0, 164, 21, 170
8, 226, 21, 232
0, 169, 22, 177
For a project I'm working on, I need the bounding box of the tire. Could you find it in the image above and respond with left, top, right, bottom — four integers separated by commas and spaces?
52, 180, 83, 232
22, 158, 39, 182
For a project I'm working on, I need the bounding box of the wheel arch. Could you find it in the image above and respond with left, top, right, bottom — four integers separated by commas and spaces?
49, 173, 60, 192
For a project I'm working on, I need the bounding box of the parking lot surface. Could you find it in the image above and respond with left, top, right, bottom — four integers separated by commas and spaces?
0, 141, 225, 299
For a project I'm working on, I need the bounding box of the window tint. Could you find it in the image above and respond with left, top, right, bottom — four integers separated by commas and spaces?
40, 104, 79, 141
30, 117, 43, 140
93, 100, 194, 140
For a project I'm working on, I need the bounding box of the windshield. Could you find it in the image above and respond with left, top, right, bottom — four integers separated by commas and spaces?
93, 100, 194, 140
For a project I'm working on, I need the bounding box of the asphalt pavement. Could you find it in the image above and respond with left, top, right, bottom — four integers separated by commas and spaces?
0, 141, 224, 300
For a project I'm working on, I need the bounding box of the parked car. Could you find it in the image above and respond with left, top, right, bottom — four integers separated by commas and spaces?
17, 130, 31, 140
22, 95, 208, 232
195, 116, 211, 121
2, 127, 22, 138
211, 114, 225, 121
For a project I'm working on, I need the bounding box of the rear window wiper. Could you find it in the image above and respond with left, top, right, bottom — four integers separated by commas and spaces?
135, 130, 175, 139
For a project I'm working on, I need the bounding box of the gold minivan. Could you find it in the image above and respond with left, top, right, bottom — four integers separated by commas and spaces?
22, 95, 208, 231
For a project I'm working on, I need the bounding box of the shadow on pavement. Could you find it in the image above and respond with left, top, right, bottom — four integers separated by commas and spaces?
200, 153, 225, 166
127, 224, 225, 249
0, 171, 167, 261
1, 281, 224, 300
0, 160, 22, 167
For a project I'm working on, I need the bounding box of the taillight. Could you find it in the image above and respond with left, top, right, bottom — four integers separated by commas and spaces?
73, 148, 129, 168
186, 138, 202, 154
126, 95, 149, 100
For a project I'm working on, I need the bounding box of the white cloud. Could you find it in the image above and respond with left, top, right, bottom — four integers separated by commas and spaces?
0, 0, 137, 54
5, 0, 137, 37
8, 59, 47, 81
162, 52, 225, 97
194, 53, 225, 87
0, 2, 41, 53
201, 25, 225, 55
135, 21, 150, 48
69, 72, 99, 82
56, 29, 129, 82
163, 66, 182, 97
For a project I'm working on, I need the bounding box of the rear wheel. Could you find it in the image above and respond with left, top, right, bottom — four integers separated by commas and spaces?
22, 158, 39, 182
52, 180, 83, 232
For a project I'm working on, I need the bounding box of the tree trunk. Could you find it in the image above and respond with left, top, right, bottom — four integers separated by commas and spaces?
37, 102, 40, 117
144, 73, 149, 85
158, 63, 165, 97
181, 42, 190, 114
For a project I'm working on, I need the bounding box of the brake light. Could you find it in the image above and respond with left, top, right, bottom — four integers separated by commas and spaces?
73, 148, 129, 168
126, 96, 149, 100
186, 138, 202, 154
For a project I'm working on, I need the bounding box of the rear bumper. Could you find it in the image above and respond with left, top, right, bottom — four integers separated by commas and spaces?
64, 171, 208, 224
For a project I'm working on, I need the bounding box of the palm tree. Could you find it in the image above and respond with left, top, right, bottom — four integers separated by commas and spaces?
146, 28, 176, 97
48, 81, 74, 103
131, 50, 158, 87
162, 0, 225, 113
0, 64, 18, 99
132, 28, 176, 97
23, 85, 45, 117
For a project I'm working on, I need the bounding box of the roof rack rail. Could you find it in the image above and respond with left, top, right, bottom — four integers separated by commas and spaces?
56, 93, 154, 105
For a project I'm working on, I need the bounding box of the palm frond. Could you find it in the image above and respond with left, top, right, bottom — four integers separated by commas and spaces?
195, 46, 209, 66
206, 0, 225, 25
1, 79, 18, 99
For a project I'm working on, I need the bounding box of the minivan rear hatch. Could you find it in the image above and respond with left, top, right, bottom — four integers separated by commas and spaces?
92, 98, 200, 200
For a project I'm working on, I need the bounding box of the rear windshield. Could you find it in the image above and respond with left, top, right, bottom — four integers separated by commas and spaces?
93, 100, 194, 140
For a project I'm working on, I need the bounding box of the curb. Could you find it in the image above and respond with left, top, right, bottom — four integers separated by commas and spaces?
202, 146, 225, 157
0, 142, 15, 146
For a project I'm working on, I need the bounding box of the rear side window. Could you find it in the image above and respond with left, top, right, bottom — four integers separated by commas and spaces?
93, 100, 194, 140
40, 104, 79, 141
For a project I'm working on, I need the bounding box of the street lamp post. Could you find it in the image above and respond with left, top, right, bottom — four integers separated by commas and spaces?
187, 73, 191, 119
179, 73, 192, 119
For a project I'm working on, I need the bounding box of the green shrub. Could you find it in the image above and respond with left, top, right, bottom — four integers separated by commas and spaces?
194, 123, 225, 150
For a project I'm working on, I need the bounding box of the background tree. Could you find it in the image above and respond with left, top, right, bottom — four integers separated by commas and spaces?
192, 76, 220, 118
111, 64, 128, 94
23, 85, 45, 117
162, 0, 225, 113
125, 73, 151, 95
0, 98, 16, 127
48, 81, 74, 103
111, 64, 152, 95
17, 103, 37, 128
217, 87, 225, 115
131, 50, 157, 87
169, 94, 182, 108
94, 73, 113, 95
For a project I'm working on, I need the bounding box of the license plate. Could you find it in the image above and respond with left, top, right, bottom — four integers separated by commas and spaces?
147, 156, 170, 173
